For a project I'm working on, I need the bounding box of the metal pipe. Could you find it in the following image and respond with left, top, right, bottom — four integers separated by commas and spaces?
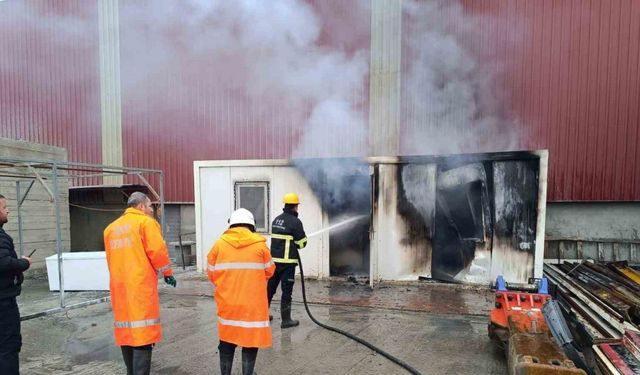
59, 172, 129, 179
18, 180, 35, 207
25, 165, 54, 201
20, 296, 110, 321
136, 173, 161, 202
0, 155, 162, 174
16, 182, 23, 257
0, 174, 40, 180
178, 232, 186, 271
544, 264, 625, 334
159, 172, 165, 235
552, 279, 620, 339
546, 237, 640, 245
52, 162, 65, 308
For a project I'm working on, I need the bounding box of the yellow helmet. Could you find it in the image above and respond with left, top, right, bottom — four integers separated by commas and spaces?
283, 193, 300, 205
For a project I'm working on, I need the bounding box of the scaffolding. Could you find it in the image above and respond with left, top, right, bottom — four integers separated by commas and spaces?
0, 155, 164, 318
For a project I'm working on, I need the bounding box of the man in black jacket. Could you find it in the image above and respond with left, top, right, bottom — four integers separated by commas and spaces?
0, 194, 31, 374
267, 193, 307, 329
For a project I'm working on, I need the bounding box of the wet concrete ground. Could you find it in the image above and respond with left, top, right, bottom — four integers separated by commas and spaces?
20, 271, 506, 374
17, 276, 109, 317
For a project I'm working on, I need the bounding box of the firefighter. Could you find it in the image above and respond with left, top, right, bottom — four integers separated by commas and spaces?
267, 193, 307, 329
103, 192, 176, 375
207, 208, 275, 375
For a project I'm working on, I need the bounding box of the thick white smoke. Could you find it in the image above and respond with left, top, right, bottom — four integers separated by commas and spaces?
119, 0, 369, 158
402, 0, 522, 156
2, 1, 521, 159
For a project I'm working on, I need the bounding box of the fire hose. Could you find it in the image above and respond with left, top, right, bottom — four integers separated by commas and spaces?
296, 254, 424, 375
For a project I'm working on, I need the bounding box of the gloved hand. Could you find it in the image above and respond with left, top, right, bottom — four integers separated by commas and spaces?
164, 276, 177, 287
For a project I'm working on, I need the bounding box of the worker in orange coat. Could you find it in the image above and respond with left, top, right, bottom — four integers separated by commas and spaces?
207, 208, 275, 375
104, 192, 176, 375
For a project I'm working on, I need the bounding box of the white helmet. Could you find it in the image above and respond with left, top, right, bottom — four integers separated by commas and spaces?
228, 208, 255, 227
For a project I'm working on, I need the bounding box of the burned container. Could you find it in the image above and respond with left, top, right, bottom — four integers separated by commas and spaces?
193, 150, 548, 285
369, 151, 548, 284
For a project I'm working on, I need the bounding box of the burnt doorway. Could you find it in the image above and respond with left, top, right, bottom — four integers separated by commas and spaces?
490, 159, 539, 282
431, 157, 541, 283
432, 162, 493, 282
293, 158, 371, 277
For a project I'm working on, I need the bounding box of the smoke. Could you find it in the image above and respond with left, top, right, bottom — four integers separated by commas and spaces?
118, 0, 369, 159
401, 0, 523, 156
394, 1, 530, 284
399, 1, 524, 256
293, 157, 370, 216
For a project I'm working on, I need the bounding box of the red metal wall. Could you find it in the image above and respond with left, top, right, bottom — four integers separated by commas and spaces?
118, 0, 370, 202
0, 1, 638, 202
504, 0, 640, 201
401, 0, 640, 201
0, 0, 102, 168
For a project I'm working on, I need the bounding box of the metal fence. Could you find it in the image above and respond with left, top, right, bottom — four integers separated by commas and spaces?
0, 156, 164, 318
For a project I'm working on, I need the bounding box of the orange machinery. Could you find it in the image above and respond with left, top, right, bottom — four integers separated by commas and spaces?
489, 276, 588, 375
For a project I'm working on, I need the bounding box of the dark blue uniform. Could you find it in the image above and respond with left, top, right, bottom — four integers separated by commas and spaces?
267, 208, 307, 307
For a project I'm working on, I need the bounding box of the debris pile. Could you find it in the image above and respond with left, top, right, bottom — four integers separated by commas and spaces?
544, 261, 640, 374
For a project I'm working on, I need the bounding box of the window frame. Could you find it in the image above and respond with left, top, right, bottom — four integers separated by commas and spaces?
234, 181, 270, 233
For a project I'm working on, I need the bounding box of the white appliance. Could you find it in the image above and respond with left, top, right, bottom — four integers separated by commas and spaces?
45, 252, 110, 291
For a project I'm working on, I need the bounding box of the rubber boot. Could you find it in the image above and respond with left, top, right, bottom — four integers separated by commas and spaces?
280, 302, 299, 328
219, 350, 234, 375
132, 347, 152, 375
120, 346, 134, 375
242, 349, 258, 375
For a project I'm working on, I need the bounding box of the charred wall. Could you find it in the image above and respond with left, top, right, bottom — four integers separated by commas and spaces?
396, 163, 434, 276
290, 152, 544, 283
380, 152, 542, 283
293, 158, 371, 276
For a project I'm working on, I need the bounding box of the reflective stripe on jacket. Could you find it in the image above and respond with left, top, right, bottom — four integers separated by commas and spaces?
270, 210, 307, 264
207, 227, 275, 348
104, 207, 173, 346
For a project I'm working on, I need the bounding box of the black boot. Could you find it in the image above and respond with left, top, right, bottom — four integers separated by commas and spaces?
132, 347, 152, 375
120, 346, 134, 375
219, 350, 234, 375
242, 349, 258, 375
280, 302, 299, 329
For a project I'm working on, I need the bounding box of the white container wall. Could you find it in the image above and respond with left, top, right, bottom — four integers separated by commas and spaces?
194, 160, 326, 278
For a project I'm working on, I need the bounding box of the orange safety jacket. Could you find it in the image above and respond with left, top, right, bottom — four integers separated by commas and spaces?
104, 207, 173, 347
207, 227, 275, 348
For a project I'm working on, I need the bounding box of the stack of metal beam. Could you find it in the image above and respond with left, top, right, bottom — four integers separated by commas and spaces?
544, 261, 640, 374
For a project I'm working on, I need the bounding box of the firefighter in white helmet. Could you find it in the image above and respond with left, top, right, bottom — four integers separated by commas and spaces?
207, 208, 275, 375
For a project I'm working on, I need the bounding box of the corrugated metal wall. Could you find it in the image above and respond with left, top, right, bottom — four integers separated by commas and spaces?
118, 0, 370, 202
509, 0, 640, 201
0, 0, 102, 170
0, 1, 638, 202
401, 0, 640, 201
